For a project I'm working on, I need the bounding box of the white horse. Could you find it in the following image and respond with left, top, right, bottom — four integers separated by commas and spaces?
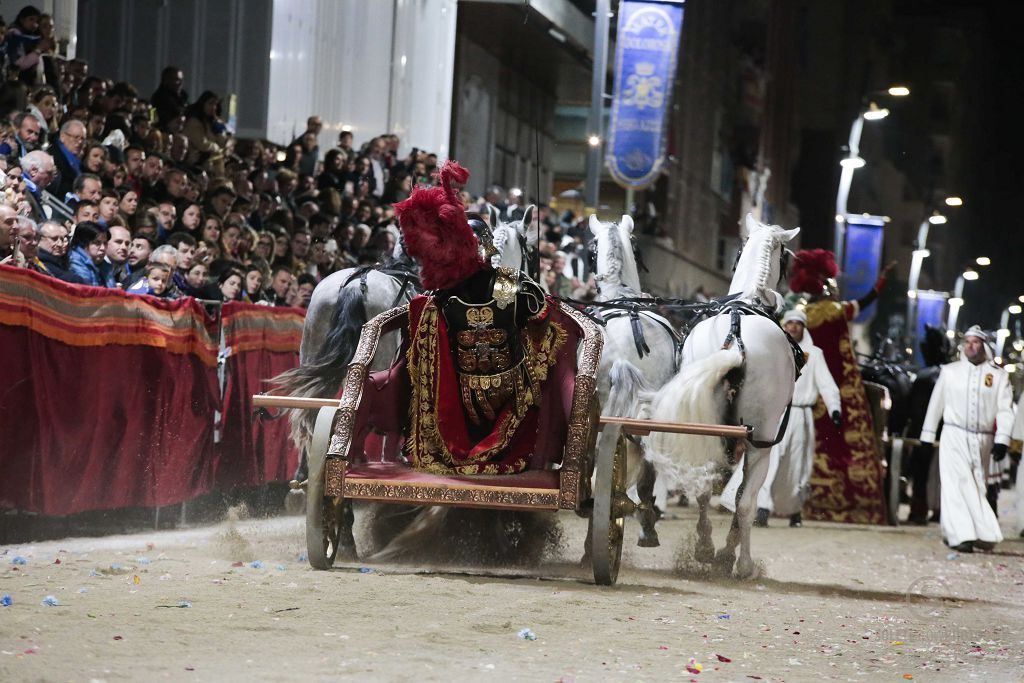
587, 214, 679, 546
643, 214, 799, 578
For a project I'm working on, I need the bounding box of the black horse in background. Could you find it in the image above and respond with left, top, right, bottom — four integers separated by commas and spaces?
903, 325, 954, 523
859, 337, 916, 523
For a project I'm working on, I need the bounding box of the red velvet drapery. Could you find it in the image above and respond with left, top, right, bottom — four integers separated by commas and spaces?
0, 267, 302, 516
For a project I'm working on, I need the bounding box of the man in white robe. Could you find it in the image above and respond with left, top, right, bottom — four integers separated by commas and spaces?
720, 309, 842, 527
919, 326, 1012, 552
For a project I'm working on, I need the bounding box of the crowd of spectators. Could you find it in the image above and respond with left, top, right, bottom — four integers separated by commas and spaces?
0, 4, 604, 309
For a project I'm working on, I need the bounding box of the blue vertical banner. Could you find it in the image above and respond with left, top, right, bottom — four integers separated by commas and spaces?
842, 215, 886, 323
607, 1, 684, 189
915, 290, 949, 365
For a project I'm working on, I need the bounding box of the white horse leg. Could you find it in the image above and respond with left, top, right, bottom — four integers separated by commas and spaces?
734, 445, 771, 578
694, 492, 715, 563
635, 456, 660, 548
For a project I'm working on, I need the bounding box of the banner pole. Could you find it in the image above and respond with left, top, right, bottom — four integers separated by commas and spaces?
585, 0, 611, 211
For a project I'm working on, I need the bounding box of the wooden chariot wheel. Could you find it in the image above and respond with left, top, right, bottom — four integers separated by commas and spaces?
591, 428, 628, 585
305, 406, 345, 570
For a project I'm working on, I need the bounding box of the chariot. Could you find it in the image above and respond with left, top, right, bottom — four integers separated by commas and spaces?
255, 300, 747, 585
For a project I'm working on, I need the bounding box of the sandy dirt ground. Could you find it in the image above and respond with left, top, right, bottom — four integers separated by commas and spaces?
2, 493, 1023, 683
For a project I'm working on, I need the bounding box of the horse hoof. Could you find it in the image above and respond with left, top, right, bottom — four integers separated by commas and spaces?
694, 543, 715, 564
713, 549, 735, 570
637, 530, 660, 548
284, 490, 305, 515
735, 559, 756, 579
337, 545, 359, 563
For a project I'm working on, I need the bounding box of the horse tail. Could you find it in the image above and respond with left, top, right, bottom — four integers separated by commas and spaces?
272, 285, 367, 454
606, 359, 650, 418
643, 349, 743, 497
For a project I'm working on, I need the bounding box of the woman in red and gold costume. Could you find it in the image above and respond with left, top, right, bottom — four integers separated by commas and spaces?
394, 161, 568, 475
788, 249, 896, 524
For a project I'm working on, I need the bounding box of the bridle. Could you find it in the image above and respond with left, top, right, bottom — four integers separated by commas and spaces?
731, 239, 793, 288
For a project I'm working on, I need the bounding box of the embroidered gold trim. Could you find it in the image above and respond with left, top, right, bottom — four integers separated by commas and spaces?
492, 266, 519, 310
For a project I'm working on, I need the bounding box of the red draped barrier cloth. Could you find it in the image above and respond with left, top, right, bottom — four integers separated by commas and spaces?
0, 266, 304, 516
216, 301, 304, 489
0, 266, 220, 515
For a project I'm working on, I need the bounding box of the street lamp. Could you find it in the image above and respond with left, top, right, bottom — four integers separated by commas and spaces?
834, 87, 910, 286
906, 197, 966, 349
996, 304, 1023, 362
946, 267, 984, 334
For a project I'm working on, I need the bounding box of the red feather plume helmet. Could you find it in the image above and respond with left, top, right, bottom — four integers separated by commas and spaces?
394, 160, 484, 291
788, 249, 838, 296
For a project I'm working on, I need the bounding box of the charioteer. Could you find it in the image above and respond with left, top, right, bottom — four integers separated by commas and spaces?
394, 161, 567, 474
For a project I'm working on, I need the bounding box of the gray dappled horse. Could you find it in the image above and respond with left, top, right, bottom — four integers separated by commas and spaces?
585, 214, 679, 547
643, 214, 799, 578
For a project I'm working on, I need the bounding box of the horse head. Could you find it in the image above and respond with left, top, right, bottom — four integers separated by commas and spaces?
731, 213, 800, 309
490, 204, 533, 272
921, 323, 953, 366
588, 214, 642, 299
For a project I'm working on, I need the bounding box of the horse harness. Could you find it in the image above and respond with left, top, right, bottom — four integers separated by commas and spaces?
696, 298, 806, 449
571, 294, 806, 449
341, 264, 421, 308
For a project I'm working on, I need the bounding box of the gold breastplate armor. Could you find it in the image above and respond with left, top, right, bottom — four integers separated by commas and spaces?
443, 269, 534, 426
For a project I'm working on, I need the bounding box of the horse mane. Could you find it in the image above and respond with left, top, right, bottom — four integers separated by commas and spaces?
731, 225, 775, 299
600, 220, 641, 296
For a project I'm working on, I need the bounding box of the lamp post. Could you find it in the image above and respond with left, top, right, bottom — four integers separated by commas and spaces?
584, 0, 611, 212
834, 88, 909, 286
996, 303, 1023, 362
906, 202, 960, 348
946, 265, 986, 336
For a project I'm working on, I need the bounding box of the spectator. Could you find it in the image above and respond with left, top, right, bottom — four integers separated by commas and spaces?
21, 149, 56, 220
154, 200, 176, 235
69, 172, 102, 204
98, 188, 120, 225
217, 268, 244, 302
0, 203, 17, 257
295, 273, 317, 308
174, 200, 202, 234
182, 90, 228, 173
219, 221, 241, 260
28, 85, 58, 137
4, 6, 50, 86
80, 142, 108, 176
127, 262, 173, 298
183, 261, 208, 295
138, 152, 163, 198
2, 216, 36, 267
51, 119, 87, 199
243, 262, 266, 302
150, 66, 188, 128
122, 233, 154, 287
73, 199, 100, 224
68, 221, 113, 287
105, 224, 131, 282
118, 188, 139, 223
290, 115, 322, 176
318, 149, 347, 192
167, 231, 197, 293
3, 111, 41, 156
198, 213, 221, 246
35, 220, 83, 283
290, 228, 312, 272
267, 264, 294, 306
205, 185, 235, 219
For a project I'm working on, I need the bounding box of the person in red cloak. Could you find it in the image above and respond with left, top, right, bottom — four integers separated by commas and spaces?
394, 161, 565, 475
788, 249, 896, 524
